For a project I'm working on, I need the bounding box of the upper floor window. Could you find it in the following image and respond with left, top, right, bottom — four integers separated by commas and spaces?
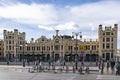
106, 38, 110, 42
111, 38, 113, 42
106, 43, 110, 49
103, 43, 105, 49
55, 45, 59, 50
61, 45, 63, 50
86, 46, 90, 50
106, 32, 110, 35
27, 46, 30, 51
111, 43, 113, 49
9, 46, 11, 50
92, 45, 96, 50
55, 39, 59, 43
9, 41, 11, 44
111, 32, 114, 35
74, 47, 78, 50
9, 36, 12, 39
103, 38, 105, 42
37, 46, 40, 50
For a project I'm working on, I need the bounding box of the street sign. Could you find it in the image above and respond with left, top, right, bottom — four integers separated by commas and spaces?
79, 52, 86, 57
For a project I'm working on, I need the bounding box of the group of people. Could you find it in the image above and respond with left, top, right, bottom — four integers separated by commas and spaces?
98, 59, 120, 75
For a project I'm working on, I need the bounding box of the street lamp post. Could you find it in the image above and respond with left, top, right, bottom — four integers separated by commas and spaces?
52, 51, 55, 69
20, 43, 27, 67
52, 51, 54, 63
90, 50, 92, 64
32, 51, 35, 64
41, 51, 43, 61
23, 47, 25, 67
72, 32, 82, 70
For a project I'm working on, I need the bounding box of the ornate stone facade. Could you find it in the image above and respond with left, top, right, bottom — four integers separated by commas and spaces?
0, 40, 4, 58
3, 24, 118, 61
3, 29, 25, 60
99, 24, 118, 61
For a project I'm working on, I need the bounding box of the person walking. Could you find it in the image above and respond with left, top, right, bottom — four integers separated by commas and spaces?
110, 60, 115, 74
116, 61, 120, 75
98, 60, 101, 69
106, 60, 110, 73
101, 60, 105, 74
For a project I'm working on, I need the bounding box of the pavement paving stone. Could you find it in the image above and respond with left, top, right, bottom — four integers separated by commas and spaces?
0, 64, 120, 80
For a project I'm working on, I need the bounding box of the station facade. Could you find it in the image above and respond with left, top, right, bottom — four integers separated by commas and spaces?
3, 24, 118, 62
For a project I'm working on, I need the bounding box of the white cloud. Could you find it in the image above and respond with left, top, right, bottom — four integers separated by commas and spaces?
38, 21, 79, 31
56, 22, 79, 30
38, 25, 53, 31
83, 35, 98, 41
0, 1, 120, 28
0, 0, 120, 47
0, 3, 58, 25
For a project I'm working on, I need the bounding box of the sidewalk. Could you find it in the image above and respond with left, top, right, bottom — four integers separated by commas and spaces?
0, 65, 120, 79
0, 64, 99, 72
0, 65, 32, 72
96, 67, 120, 79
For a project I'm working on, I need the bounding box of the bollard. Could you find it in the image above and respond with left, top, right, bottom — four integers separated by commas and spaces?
28, 68, 30, 72
66, 66, 69, 73
73, 66, 75, 73
85, 67, 89, 74
79, 67, 83, 74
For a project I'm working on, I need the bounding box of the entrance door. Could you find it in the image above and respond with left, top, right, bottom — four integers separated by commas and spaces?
106, 53, 110, 61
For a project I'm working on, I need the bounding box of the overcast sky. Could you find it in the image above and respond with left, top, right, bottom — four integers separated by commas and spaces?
0, 0, 119, 48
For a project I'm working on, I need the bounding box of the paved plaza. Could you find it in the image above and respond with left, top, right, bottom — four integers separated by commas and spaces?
0, 65, 120, 80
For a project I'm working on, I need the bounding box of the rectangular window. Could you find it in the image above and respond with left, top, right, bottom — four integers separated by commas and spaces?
20, 46, 22, 50
111, 43, 113, 49
111, 53, 113, 58
68, 46, 71, 50
9, 36, 12, 39
74, 47, 78, 50
102, 53, 105, 58
27, 46, 29, 51
111, 32, 114, 35
92, 45, 96, 50
87, 46, 90, 50
61, 45, 63, 50
106, 43, 110, 49
103, 38, 105, 42
37, 46, 40, 50
55, 45, 59, 50
106, 38, 110, 42
111, 38, 113, 42
103, 44, 105, 49
9, 46, 11, 50
9, 41, 11, 44
47, 46, 49, 51
71, 46, 72, 50
106, 32, 110, 35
